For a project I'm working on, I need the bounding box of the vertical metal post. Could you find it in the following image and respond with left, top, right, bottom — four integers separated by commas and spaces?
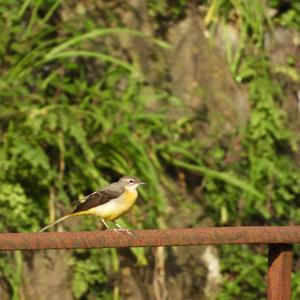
268, 244, 293, 300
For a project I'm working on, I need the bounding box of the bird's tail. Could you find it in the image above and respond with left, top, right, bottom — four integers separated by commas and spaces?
38, 215, 71, 232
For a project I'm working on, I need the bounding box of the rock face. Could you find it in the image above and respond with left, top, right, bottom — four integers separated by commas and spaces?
168, 11, 248, 130
121, 1, 249, 133
23, 251, 73, 300
118, 245, 221, 300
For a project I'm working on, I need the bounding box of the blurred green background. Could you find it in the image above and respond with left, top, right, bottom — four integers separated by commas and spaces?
0, 0, 300, 299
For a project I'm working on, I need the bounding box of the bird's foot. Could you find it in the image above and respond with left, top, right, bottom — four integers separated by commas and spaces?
113, 222, 134, 236
112, 228, 134, 236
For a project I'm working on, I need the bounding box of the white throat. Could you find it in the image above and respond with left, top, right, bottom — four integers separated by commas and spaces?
126, 183, 139, 192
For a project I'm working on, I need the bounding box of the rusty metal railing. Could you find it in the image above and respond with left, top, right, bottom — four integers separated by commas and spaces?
1, 226, 299, 300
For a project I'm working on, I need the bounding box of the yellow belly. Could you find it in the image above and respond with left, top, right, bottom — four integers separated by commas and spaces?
107, 189, 138, 221
84, 189, 138, 221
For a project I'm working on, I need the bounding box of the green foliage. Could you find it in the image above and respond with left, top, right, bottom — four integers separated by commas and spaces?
268, 0, 300, 29
71, 249, 110, 299
217, 245, 267, 300
148, 0, 188, 22
0, 182, 41, 232
0, 251, 23, 300
0, 1, 171, 298
203, 1, 300, 299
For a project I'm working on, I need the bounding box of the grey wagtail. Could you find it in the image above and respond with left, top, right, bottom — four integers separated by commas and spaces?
38, 176, 145, 232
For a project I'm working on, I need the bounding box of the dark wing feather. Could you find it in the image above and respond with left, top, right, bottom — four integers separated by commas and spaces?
72, 184, 123, 213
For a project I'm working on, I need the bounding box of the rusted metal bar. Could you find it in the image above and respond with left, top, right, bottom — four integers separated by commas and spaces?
0, 226, 300, 251
268, 244, 293, 300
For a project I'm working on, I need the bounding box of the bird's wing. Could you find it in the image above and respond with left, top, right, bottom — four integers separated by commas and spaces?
72, 183, 124, 213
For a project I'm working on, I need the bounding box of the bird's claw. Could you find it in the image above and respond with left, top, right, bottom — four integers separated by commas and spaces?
112, 228, 134, 236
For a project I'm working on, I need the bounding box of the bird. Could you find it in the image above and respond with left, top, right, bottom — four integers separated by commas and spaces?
38, 176, 145, 233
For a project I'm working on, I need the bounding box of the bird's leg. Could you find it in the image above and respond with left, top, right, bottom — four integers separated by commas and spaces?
100, 219, 133, 236
101, 218, 110, 230
114, 222, 124, 230
112, 221, 134, 236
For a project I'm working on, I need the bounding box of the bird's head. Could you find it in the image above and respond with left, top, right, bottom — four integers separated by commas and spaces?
119, 176, 146, 191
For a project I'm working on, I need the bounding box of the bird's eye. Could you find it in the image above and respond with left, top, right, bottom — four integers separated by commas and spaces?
129, 179, 135, 184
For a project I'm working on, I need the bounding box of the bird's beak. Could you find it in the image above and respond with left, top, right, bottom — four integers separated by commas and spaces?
139, 182, 146, 185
